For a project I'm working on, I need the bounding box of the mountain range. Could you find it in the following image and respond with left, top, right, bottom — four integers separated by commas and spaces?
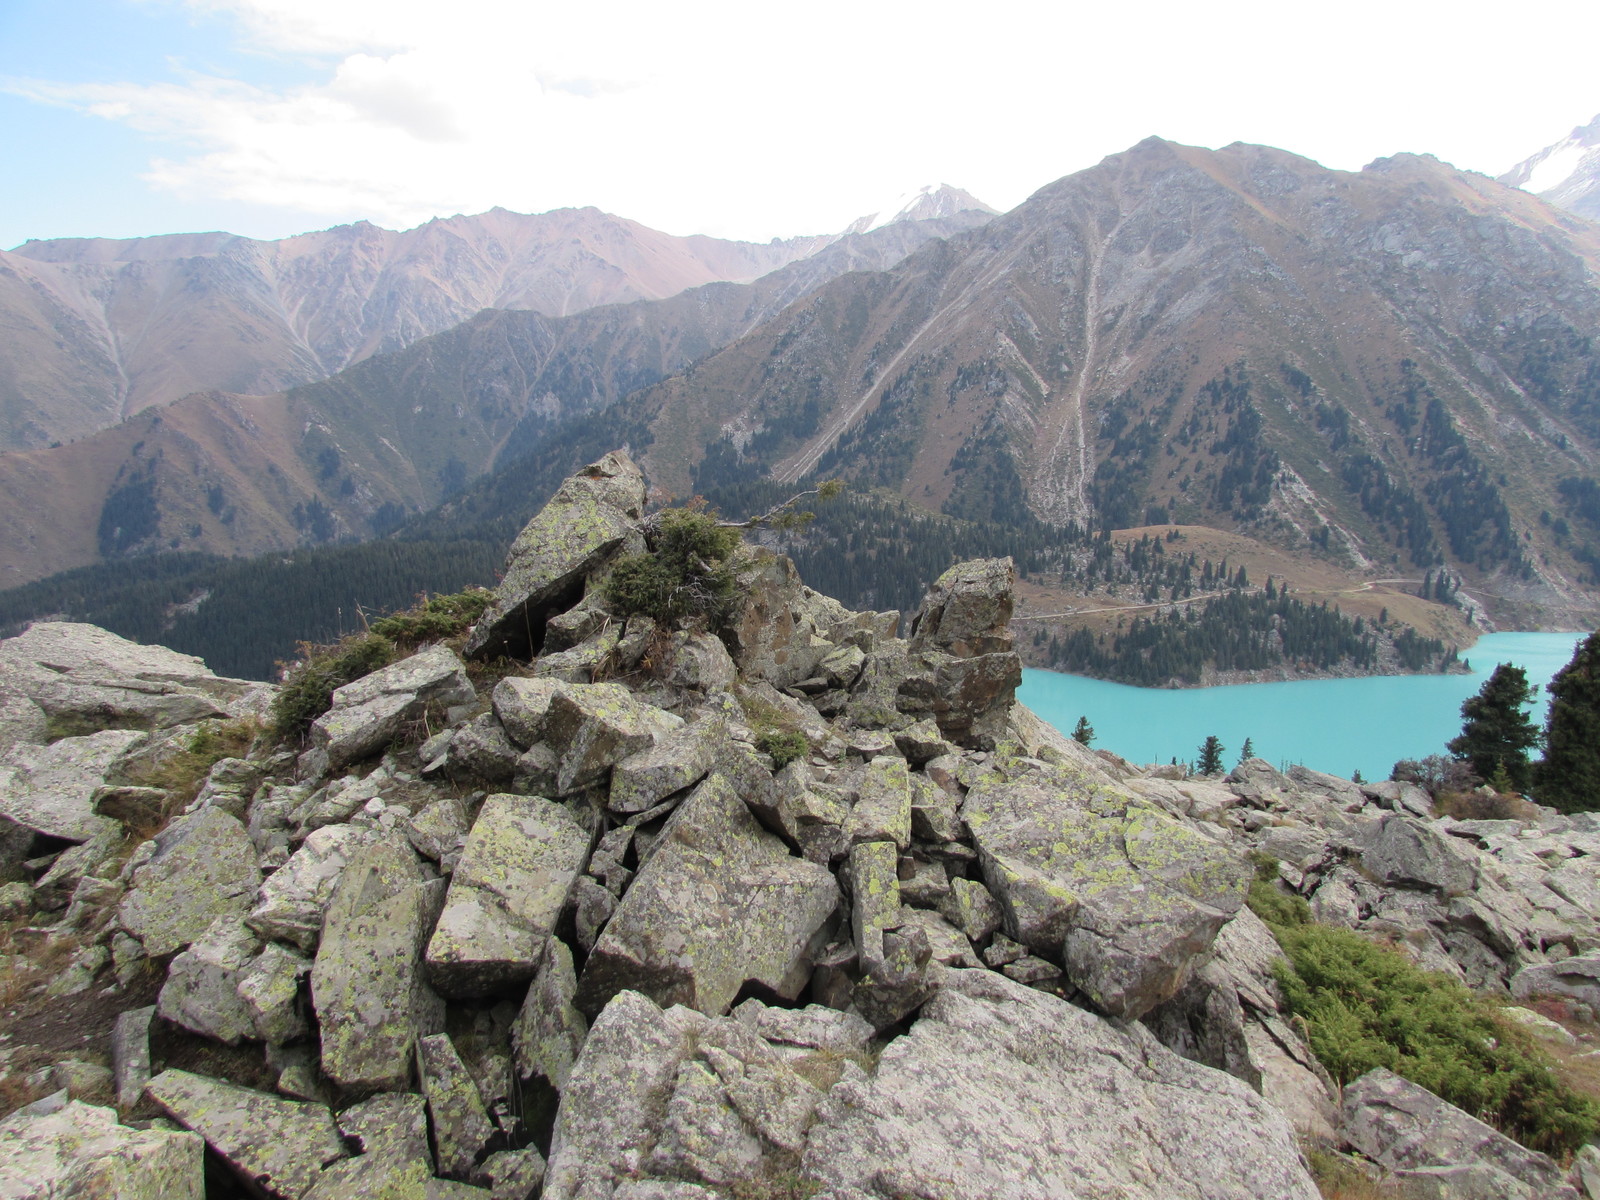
0, 188, 992, 452
3, 138, 1600, 636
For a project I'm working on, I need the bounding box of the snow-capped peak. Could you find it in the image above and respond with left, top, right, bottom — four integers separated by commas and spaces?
1499, 113, 1600, 222
841, 184, 997, 236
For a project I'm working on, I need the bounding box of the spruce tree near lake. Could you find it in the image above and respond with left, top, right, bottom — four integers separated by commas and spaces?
1197, 735, 1226, 776
1447, 663, 1540, 794
1537, 632, 1600, 813
1072, 716, 1095, 746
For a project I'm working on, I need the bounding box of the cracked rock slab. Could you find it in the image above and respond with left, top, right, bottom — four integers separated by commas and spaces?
119, 807, 262, 958
425, 794, 591, 998
0, 1097, 203, 1200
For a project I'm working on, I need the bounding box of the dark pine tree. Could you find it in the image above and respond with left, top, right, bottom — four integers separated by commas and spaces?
1197, 735, 1226, 776
1537, 632, 1600, 813
1446, 663, 1540, 793
1072, 716, 1095, 746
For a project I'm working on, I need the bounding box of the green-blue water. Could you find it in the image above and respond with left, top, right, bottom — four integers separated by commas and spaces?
1017, 632, 1588, 782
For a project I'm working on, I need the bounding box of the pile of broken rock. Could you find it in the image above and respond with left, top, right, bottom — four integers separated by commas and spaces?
0, 450, 1597, 1199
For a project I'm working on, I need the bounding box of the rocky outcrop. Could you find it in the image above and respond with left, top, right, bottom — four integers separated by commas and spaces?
465, 451, 646, 661
6, 452, 1600, 1200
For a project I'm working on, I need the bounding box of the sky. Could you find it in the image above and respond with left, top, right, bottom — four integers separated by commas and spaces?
3, 0, 1599, 250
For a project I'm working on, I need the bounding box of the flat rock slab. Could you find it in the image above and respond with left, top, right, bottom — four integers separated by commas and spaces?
845, 756, 911, 849
1361, 814, 1479, 896
418, 1034, 498, 1180
578, 773, 840, 1017
146, 1069, 346, 1200
802, 969, 1319, 1200
513, 937, 589, 1090
119, 806, 262, 958
0, 621, 270, 729
466, 451, 646, 661
312, 835, 445, 1092
311, 645, 475, 772
1511, 949, 1600, 1007
609, 721, 722, 814
0, 728, 144, 841
0, 1097, 203, 1200
157, 916, 261, 1045
1342, 1068, 1577, 1200
426, 794, 591, 997
961, 769, 1251, 1019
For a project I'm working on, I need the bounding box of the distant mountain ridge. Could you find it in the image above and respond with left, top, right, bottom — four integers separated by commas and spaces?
0, 195, 997, 451
1501, 113, 1600, 221
0, 212, 994, 587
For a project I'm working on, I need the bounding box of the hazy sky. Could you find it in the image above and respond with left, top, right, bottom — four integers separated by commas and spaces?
3, 0, 1598, 248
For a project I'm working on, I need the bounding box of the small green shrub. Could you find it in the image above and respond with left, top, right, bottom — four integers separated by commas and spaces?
605, 507, 741, 627
269, 633, 395, 740
368, 588, 493, 647
1263, 912, 1600, 1156
756, 729, 809, 769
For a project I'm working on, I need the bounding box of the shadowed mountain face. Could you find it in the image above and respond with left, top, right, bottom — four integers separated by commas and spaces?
1501, 114, 1600, 222
0, 203, 993, 451
620, 139, 1600, 624
0, 213, 993, 588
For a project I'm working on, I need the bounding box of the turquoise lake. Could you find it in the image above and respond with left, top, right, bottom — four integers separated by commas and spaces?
1017, 631, 1588, 783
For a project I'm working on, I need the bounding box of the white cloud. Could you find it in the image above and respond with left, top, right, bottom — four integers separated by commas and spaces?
15, 0, 1600, 240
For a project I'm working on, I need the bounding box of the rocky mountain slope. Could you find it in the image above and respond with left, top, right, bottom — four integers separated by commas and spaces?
1, 452, 1598, 1198
621, 138, 1600, 628
0, 200, 995, 452
1502, 113, 1600, 221
0, 213, 990, 588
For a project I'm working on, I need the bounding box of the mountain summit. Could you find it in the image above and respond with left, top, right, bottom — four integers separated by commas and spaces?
842, 184, 997, 235
1500, 113, 1600, 220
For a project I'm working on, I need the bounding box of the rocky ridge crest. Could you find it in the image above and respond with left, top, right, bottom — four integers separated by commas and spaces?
0, 451, 1598, 1197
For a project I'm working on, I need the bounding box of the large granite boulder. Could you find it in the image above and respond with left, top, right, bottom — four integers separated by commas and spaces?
145, 1069, 347, 1200
311, 835, 446, 1092
1361, 814, 1480, 896
0, 1096, 203, 1199
1510, 949, 1600, 1007
906, 557, 1016, 656
417, 1033, 499, 1180
803, 969, 1317, 1199
961, 768, 1251, 1019
0, 621, 271, 731
425, 794, 591, 997
157, 916, 262, 1045
465, 451, 646, 661
578, 773, 840, 1016
306, 1092, 488, 1199
1342, 1068, 1579, 1200
310, 645, 475, 773
119, 807, 262, 958
512, 937, 589, 1090
722, 549, 853, 689
0, 728, 145, 841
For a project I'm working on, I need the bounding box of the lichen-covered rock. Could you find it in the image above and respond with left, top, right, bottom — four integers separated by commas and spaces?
906, 558, 1016, 657
543, 991, 699, 1200
1342, 1068, 1578, 1200
480, 1148, 545, 1200
662, 630, 739, 692
119, 807, 262, 958
723, 549, 851, 689
248, 824, 380, 951
961, 769, 1251, 1019
145, 1069, 346, 1200
447, 715, 521, 782
849, 841, 901, 974
425, 794, 591, 998
157, 916, 262, 1045
1510, 949, 1600, 1007
112, 1005, 156, 1111
312, 835, 445, 1092
310, 645, 475, 773
578, 774, 839, 1017
490, 677, 562, 749
844, 756, 911, 850
418, 1033, 499, 1180
544, 683, 684, 796
0, 728, 145, 841
512, 937, 589, 1090
238, 942, 311, 1045
466, 451, 646, 661
609, 721, 722, 814
0, 1097, 204, 1200
0, 689, 47, 747
802, 969, 1319, 1200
